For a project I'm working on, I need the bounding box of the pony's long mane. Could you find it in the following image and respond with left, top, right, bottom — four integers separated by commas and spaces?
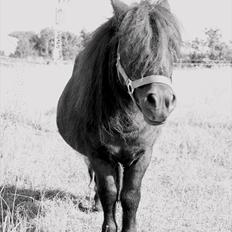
70, 0, 181, 146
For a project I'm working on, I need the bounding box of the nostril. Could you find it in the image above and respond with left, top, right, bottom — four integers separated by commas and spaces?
172, 94, 176, 104
147, 94, 157, 107
165, 98, 170, 108
165, 94, 176, 109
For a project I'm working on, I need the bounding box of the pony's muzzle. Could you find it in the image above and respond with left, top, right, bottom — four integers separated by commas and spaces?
144, 91, 176, 124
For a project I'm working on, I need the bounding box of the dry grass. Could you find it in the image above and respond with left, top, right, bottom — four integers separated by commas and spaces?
0, 61, 231, 231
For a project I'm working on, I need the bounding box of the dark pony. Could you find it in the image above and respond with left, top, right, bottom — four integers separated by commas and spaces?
57, 0, 181, 231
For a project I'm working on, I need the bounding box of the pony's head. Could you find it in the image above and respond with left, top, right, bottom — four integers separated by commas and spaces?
112, 0, 181, 125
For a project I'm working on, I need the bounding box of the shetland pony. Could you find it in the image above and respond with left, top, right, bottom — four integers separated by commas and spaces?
57, 0, 181, 231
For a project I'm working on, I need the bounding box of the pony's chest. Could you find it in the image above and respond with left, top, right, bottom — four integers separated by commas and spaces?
105, 125, 162, 167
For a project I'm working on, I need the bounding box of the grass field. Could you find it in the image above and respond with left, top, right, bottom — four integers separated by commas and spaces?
0, 61, 232, 232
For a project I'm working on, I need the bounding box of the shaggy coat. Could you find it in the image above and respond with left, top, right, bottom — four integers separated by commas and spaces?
57, 1, 181, 231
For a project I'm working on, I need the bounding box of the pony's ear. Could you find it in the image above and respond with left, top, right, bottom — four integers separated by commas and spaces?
157, 0, 170, 10
111, 0, 129, 22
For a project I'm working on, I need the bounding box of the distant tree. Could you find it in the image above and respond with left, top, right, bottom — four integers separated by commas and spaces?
187, 38, 207, 63
39, 28, 85, 60
205, 29, 221, 48
205, 28, 223, 60
180, 29, 232, 65
39, 28, 55, 58
9, 31, 33, 40
8, 28, 95, 60
79, 29, 91, 48
228, 41, 232, 62
222, 41, 232, 63
9, 31, 40, 58
61, 31, 82, 60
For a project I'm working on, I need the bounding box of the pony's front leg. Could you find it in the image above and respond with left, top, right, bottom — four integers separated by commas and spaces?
121, 151, 152, 232
89, 156, 118, 232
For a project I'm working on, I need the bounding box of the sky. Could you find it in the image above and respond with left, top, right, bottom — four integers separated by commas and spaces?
0, 0, 232, 52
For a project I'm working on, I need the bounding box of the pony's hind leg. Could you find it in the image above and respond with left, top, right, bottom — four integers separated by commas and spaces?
93, 177, 102, 211
89, 155, 118, 232
87, 164, 102, 211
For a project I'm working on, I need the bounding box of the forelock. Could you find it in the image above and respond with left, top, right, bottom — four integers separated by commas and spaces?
117, 0, 181, 79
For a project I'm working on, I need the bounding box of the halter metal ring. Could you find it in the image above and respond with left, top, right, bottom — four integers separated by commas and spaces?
127, 80, 134, 94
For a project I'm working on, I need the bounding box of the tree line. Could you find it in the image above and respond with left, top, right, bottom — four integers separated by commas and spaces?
6, 28, 232, 64
8, 28, 90, 60
181, 29, 232, 65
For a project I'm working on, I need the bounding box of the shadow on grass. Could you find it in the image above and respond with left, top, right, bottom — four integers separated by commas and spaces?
0, 185, 96, 225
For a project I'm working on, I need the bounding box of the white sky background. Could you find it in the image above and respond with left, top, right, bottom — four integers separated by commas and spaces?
0, 0, 232, 51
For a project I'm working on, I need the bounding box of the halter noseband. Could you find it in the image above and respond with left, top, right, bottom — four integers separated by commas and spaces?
116, 45, 173, 101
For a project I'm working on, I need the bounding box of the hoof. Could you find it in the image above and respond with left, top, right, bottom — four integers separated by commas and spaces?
78, 200, 101, 213
92, 202, 102, 212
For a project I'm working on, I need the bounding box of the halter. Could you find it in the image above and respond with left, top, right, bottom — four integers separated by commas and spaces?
116, 45, 173, 104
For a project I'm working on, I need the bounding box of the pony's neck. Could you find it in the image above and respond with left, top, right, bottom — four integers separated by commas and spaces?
78, 19, 137, 141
